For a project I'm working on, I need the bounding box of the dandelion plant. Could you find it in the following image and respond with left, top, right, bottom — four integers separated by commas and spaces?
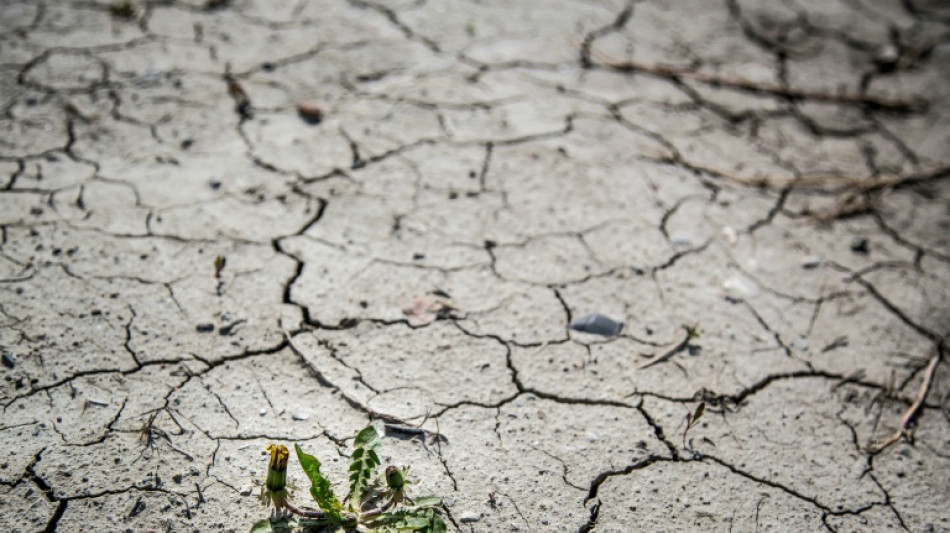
250, 425, 446, 533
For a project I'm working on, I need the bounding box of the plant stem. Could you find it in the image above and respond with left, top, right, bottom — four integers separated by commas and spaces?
359, 496, 397, 519
284, 500, 326, 519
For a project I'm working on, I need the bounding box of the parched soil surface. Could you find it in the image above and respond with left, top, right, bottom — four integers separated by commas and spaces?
1, 1, 949, 531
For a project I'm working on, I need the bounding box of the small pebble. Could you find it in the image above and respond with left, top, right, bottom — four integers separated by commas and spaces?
459, 511, 481, 523
791, 336, 809, 351
259, 408, 267, 416
1, 353, 15, 369
195, 323, 215, 333
292, 412, 310, 421
850, 236, 869, 254
297, 102, 323, 124
876, 44, 899, 64
802, 256, 821, 269
570, 313, 623, 337
671, 234, 692, 247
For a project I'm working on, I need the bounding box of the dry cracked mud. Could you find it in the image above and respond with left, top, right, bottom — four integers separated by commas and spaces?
1, 0, 949, 532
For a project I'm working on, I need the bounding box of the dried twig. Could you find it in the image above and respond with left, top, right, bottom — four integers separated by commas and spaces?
808, 196, 876, 223
794, 166, 950, 194
636, 325, 696, 371
587, 45, 927, 112
869, 342, 944, 454
802, 166, 950, 222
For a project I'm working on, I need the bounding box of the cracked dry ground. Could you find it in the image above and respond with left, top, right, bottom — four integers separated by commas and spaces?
1, 0, 950, 532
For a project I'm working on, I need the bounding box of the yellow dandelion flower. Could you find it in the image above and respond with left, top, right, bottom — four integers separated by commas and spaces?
260, 444, 291, 512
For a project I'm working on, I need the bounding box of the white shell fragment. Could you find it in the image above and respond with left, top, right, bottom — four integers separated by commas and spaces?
721, 225, 738, 245
722, 275, 759, 298
292, 412, 310, 421
569, 313, 624, 337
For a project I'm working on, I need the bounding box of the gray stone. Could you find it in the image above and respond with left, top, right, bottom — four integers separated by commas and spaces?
569, 313, 624, 337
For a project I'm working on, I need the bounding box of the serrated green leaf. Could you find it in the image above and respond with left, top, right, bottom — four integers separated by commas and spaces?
249, 517, 295, 533
354, 425, 381, 449
294, 444, 343, 523
428, 514, 447, 533
693, 402, 705, 423
368, 508, 446, 532
410, 496, 442, 509
249, 519, 273, 533
398, 516, 430, 528
347, 426, 382, 508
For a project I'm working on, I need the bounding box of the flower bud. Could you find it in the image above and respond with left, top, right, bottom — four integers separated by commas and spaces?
261, 444, 290, 511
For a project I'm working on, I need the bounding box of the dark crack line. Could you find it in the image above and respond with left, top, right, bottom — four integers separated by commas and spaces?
450, 324, 640, 410
574, 499, 600, 533
584, 455, 668, 503
870, 209, 950, 265
2, 356, 188, 411
347, 0, 440, 53
588, 37, 927, 112
736, 299, 805, 365
747, 186, 790, 233
633, 370, 899, 414
536, 447, 585, 492
212, 431, 327, 442
339, 127, 366, 170
123, 306, 141, 367
578, 0, 635, 68
866, 468, 910, 531
20, 445, 68, 532
650, 238, 713, 273
281, 324, 445, 440
314, 336, 380, 395
701, 454, 836, 513
45, 501, 67, 533
636, 400, 680, 459
551, 287, 573, 337
832, 264, 941, 341
477, 142, 493, 193
207, 386, 240, 429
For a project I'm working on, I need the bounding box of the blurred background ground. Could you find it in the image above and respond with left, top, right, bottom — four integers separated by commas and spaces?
1, 0, 949, 531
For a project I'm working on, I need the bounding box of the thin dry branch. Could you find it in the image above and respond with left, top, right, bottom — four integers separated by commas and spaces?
636, 326, 694, 371
869, 342, 944, 454
805, 165, 950, 222
586, 45, 927, 112
794, 165, 950, 194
